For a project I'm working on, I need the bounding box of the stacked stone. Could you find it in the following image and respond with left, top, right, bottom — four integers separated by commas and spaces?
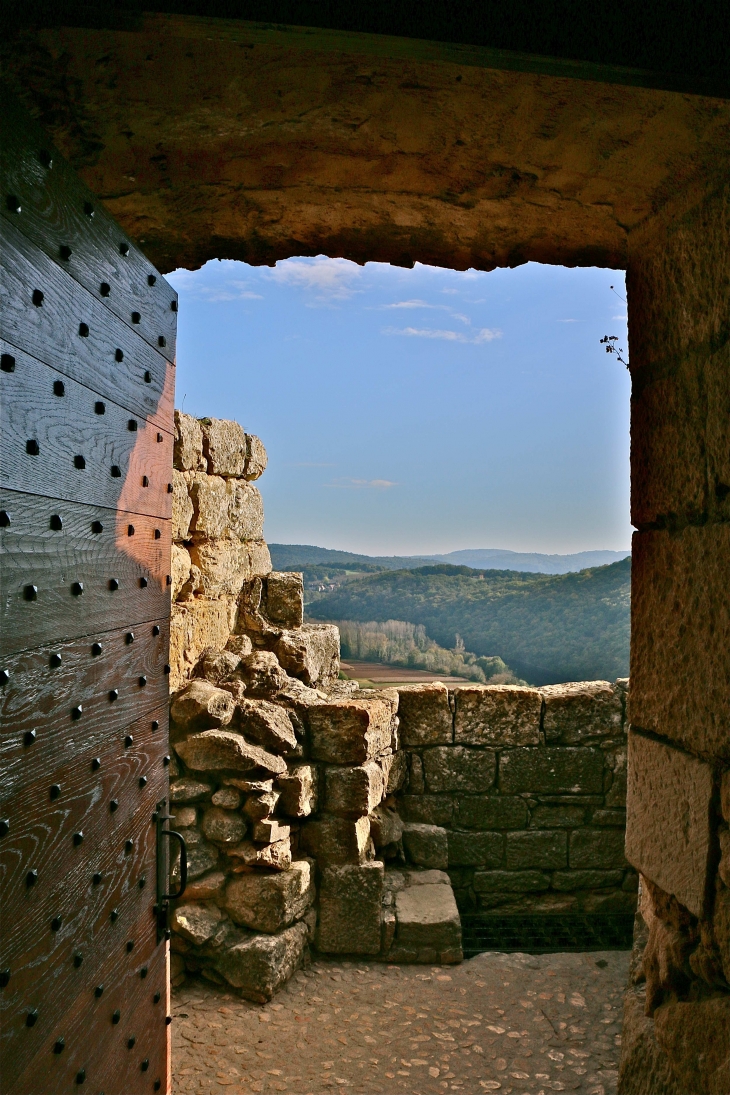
392, 679, 637, 917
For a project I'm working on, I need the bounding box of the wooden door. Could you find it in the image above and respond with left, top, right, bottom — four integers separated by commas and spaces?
0, 88, 177, 1094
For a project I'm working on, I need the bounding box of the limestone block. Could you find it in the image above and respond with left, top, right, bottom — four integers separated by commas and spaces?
317, 862, 384, 954
499, 747, 604, 794
226, 479, 265, 541
227, 838, 292, 872
541, 681, 623, 744
570, 829, 627, 869
625, 730, 714, 917
175, 730, 287, 776
369, 803, 404, 849
454, 795, 528, 830
276, 766, 318, 818
239, 652, 288, 698
179, 829, 219, 881
237, 698, 297, 753
630, 526, 730, 761
169, 597, 230, 691
617, 986, 684, 1095
182, 871, 227, 903
242, 791, 280, 822
201, 417, 247, 477
590, 808, 626, 827
506, 831, 567, 869
408, 754, 425, 794
473, 870, 550, 893
244, 434, 268, 481
171, 543, 192, 601
189, 474, 229, 539
172, 469, 194, 540
226, 635, 254, 658
194, 648, 242, 686
324, 762, 385, 819
448, 831, 504, 867
249, 540, 272, 579
399, 795, 454, 826
454, 685, 541, 746
174, 806, 197, 828
402, 823, 448, 869
721, 770, 730, 822
529, 804, 587, 828
715, 884, 730, 983
174, 410, 205, 472
299, 816, 371, 864
171, 680, 236, 731
386, 750, 408, 793
394, 883, 462, 959
225, 860, 315, 933
170, 778, 213, 803
551, 869, 625, 891
201, 806, 247, 846
264, 572, 304, 628
720, 830, 730, 888
422, 746, 496, 794
189, 538, 252, 597
396, 683, 453, 746
172, 903, 224, 946
213, 920, 308, 1002
308, 692, 397, 764
274, 624, 340, 689
225, 777, 273, 794
653, 995, 730, 1095
252, 819, 290, 842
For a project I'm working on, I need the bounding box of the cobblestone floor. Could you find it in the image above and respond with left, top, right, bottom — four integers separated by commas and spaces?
172, 949, 629, 1095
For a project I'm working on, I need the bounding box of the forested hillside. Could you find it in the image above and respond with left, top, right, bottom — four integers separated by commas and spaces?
307, 558, 631, 685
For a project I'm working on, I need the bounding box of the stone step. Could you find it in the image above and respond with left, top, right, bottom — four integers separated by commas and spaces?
382, 868, 463, 965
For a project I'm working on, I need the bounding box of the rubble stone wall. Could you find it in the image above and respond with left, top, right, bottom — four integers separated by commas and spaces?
390, 680, 638, 917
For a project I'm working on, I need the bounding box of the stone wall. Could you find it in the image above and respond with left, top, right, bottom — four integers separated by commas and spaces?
390, 680, 637, 917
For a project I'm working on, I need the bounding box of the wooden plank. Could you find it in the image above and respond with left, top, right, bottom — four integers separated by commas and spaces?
0, 344, 174, 518
0, 86, 177, 364
0, 622, 170, 748
0, 218, 175, 425
0, 489, 172, 656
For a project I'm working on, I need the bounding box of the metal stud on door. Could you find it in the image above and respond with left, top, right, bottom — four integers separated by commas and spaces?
0, 88, 177, 1095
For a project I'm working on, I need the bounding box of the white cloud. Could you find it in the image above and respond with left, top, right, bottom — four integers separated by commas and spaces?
269, 257, 361, 300
557, 318, 577, 323
382, 325, 502, 344
167, 272, 263, 302
327, 477, 397, 489
383, 299, 437, 309
612, 314, 628, 321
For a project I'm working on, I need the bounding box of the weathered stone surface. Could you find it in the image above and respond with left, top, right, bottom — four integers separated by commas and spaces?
172, 903, 224, 946
324, 762, 385, 819
227, 838, 292, 872
715, 884, 730, 982
552, 869, 625, 890
170, 778, 213, 803
422, 746, 496, 794
454, 794, 529, 830
542, 680, 623, 744
182, 871, 227, 902
396, 683, 453, 746
225, 777, 273, 794
591, 808, 627, 827
402, 823, 448, 869
369, 803, 404, 849
171, 543, 192, 601
169, 597, 230, 691
274, 625, 340, 689
189, 474, 229, 539
171, 679, 236, 730
499, 747, 604, 794
174, 806, 198, 828
174, 410, 205, 472
252, 819, 291, 843
394, 882, 462, 959
506, 831, 567, 869
244, 434, 268, 481
190, 538, 270, 597
473, 870, 550, 893
653, 994, 730, 1095
719, 830, 730, 888
448, 831, 504, 867
226, 479, 264, 541
454, 685, 541, 747
179, 829, 220, 881
264, 572, 304, 628
626, 731, 714, 917
617, 986, 684, 1095
201, 417, 248, 477
308, 693, 397, 765
225, 859, 314, 933
276, 765, 318, 818
238, 653, 288, 698
317, 862, 384, 954
194, 648, 242, 686
201, 806, 247, 846
237, 698, 296, 752
399, 794, 453, 826
213, 920, 308, 1002
570, 828, 627, 869
175, 730, 287, 776
529, 804, 586, 828
408, 754, 425, 795
300, 816, 371, 865
722, 770, 730, 822
386, 750, 408, 793
172, 469, 194, 541
242, 791, 280, 821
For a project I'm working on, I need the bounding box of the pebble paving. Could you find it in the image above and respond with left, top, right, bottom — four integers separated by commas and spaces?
172, 949, 628, 1095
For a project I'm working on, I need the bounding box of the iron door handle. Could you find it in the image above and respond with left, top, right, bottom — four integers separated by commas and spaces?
161, 828, 187, 900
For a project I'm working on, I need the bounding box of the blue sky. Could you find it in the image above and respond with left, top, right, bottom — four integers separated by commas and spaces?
167, 258, 630, 556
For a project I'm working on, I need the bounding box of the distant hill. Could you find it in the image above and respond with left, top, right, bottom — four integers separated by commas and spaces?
270, 543, 630, 576
306, 558, 631, 686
